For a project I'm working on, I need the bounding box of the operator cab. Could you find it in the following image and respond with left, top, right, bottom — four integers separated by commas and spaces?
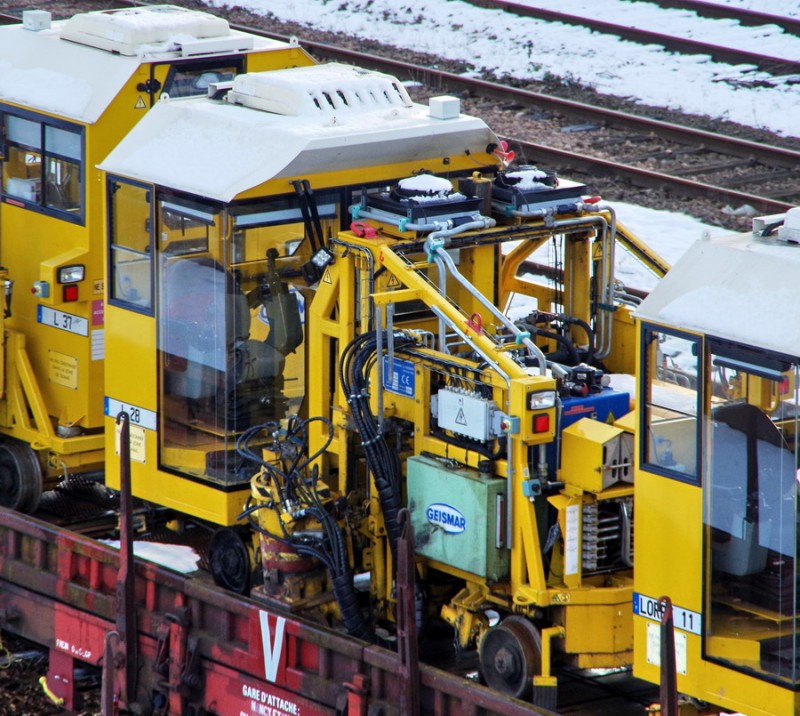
634, 212, 800, 714
107, 181, 311, 488
99, 62, 500, 524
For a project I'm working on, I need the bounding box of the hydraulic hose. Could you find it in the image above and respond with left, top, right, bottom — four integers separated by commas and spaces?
332, 572, 373, 641
520, 323, 580, 365
563, 315, 596, 364
340, 330, 418, 561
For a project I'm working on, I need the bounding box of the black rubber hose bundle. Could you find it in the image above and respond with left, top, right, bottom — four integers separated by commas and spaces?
332, 572, 372, 641
339, 330, 418, 561
236, 418, 374, 641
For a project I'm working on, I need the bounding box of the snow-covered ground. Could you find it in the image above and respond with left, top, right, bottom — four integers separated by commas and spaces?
202, 0, 800, 137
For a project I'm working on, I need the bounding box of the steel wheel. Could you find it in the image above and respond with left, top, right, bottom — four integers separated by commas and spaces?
479, 615, 542, 699
210, 527, 253, 595
0, 439, 42, 513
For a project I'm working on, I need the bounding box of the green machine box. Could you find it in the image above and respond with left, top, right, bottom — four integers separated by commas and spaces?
407, 454, 509, 581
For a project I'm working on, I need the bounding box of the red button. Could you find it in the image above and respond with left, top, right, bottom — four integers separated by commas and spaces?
533, 413, 550, 433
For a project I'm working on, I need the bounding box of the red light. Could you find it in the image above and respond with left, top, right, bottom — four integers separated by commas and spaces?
63, 284, 79, 302
533, 413, 550, 433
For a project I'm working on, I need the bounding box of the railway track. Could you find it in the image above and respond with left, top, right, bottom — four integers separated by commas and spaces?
459, 0, 800, 75
655, 0, 800, 36
1, 2, 798, 220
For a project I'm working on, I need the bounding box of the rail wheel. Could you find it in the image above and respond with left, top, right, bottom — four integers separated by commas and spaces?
478, 615, 542, 699
210, 527, 252, 594
0, 439, 43, 513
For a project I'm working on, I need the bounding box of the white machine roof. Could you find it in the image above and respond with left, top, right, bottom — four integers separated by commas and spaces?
635, 231, 800, 357
99, 64, 499, 203
60, 5, 232, 55
0, 6, 283, 124
0, 20, 139, 123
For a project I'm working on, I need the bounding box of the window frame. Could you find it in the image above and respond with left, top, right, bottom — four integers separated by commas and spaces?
107, 176, 154, 315
1, 105, 85, 225
639, 322, 704, 485
152, 56, 246, 104
702, 336, 800, 688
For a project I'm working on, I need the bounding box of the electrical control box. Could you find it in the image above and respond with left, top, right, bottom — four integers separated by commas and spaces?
559, 417, 634, 492
407, 454, 509, 581
434, 387, 496, 441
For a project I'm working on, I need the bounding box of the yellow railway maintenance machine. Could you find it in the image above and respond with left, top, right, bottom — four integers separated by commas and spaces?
99, 60, 669, 704
0, 6, 314, 510
634, 210, 800, 716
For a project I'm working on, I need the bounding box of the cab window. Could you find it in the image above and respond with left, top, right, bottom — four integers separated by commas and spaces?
228, 191, 339, 268
1, 108, 84, 222
156, 191, 319, 484
641, 325, 701, 483
704, 341, 800, 684
163, 59, 242, 98
108, 178, 153, 312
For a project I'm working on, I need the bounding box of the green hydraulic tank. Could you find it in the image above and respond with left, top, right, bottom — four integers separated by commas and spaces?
407, 454, 509, 581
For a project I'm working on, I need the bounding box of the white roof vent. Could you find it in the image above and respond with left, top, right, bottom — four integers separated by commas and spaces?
60, 4, 231, 56
226, 63, 413, 117
778, 207, 800, 244
429, 96, 460, 120
22, 10, 51, 32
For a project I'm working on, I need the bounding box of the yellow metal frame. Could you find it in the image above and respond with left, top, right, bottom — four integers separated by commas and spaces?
303, 218, 637, 684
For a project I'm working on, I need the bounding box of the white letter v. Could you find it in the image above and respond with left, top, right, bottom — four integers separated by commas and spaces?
259, 611, 286, 682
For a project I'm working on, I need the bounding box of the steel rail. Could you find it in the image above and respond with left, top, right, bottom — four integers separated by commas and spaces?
508, 138, 794, 215
459, 0, 799, 75
654, 0, 800, 37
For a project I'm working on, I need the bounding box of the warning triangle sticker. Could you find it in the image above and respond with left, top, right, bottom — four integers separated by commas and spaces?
135, 96, 147, 109
387, 274, 401, 289
455, 408, 468, 426
322, 269, 333, 284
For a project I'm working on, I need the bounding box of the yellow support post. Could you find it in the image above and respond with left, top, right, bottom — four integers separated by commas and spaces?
536, 625, 566, 687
